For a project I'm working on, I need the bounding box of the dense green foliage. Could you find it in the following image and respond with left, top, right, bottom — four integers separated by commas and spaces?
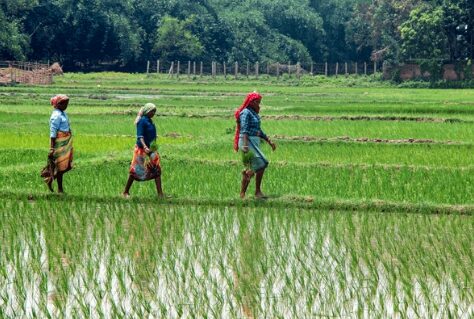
0, 0, 473, 70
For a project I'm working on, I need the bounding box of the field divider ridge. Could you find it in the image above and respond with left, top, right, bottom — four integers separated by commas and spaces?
1, 191, 472, 215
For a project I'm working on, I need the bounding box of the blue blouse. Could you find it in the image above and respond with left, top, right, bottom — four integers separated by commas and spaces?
239, 108, 267, 140
136, 116, 156, 148
49, 109, 71, 138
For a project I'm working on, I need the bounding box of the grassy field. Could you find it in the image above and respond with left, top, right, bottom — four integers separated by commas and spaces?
0, 73, 473, 318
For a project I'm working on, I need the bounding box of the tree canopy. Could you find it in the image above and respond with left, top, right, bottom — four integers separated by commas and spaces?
0, 0, 472, 70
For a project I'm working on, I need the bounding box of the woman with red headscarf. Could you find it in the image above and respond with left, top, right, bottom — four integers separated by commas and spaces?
41, 94, 73, 193
234, 92, 276, 199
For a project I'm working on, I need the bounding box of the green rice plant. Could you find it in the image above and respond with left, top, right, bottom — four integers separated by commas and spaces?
0, 73, 473, 318
149, 140, 158, 152
241, 150, 255, 170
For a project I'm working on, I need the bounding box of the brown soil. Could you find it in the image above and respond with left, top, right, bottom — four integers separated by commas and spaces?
163, 132, 182, 138
272, 135, 456, 144
263, 115, 464, 123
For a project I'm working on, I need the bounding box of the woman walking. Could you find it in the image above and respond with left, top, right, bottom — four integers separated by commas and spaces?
43, 94, 73, 193
123, 103, 163, 198
234, 92, 276, 199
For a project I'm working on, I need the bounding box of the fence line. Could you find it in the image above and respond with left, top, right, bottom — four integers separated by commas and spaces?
148, 60, 382, 78
0, 61, 53, 85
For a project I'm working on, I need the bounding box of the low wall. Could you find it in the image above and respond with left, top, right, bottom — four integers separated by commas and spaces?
383, 63, 474, 81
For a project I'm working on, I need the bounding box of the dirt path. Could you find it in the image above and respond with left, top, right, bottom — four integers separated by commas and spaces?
272, 135, 467, 145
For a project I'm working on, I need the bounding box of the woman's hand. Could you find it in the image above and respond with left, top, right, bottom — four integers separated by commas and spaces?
139, 137, 151, 154
242, 145, 249, 153
268, 140, 276, 151
48, 148, 55, 158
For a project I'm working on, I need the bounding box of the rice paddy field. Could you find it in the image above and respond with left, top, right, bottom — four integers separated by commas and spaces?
0, 73, 473, 318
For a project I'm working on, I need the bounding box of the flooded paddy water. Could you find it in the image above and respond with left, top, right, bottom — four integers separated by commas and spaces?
1, 201, 472, 318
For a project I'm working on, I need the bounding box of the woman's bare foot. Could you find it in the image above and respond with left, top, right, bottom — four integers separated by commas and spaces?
122, 192, 130, 199
255, 192, 268, 199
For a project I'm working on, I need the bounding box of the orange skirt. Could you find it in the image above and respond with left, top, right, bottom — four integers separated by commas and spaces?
129, 146, 161, 181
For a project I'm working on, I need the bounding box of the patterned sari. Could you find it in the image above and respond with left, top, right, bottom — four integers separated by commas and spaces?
54, 131, 73, 172
41, 131, 73, 184
129, 146, 161, 181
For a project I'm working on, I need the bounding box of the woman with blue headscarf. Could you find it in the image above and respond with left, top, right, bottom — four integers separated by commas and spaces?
123, 103, 163, 198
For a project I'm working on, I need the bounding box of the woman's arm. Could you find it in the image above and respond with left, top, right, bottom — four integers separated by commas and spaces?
259, 129, 276, 151
242, 133, 249, 152
240, 110, 251, 152
136, 118, 151, 153
139, 137, 150, 153
49, 112, 61, 157
48, 138, 56, 157
266, 137, 276, 151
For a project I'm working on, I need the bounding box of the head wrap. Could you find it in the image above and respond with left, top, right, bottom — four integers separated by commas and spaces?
233, 92, 262, 151
50, 94, 69, 108
134, 103, 157, 125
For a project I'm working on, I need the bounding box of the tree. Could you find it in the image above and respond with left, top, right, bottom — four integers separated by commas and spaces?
0, 10, 29, 59
4, 0, 471, 71
442, 0, 474, 61
347, 0, 422, 63
152, 16, 203, 61
0, 0, 38, 60
400, 5, 448, 60
262, 0, 325, 61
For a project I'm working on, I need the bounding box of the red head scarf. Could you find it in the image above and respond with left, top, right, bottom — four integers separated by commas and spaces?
233, 92, 262, 151
50, 94, 69, 108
